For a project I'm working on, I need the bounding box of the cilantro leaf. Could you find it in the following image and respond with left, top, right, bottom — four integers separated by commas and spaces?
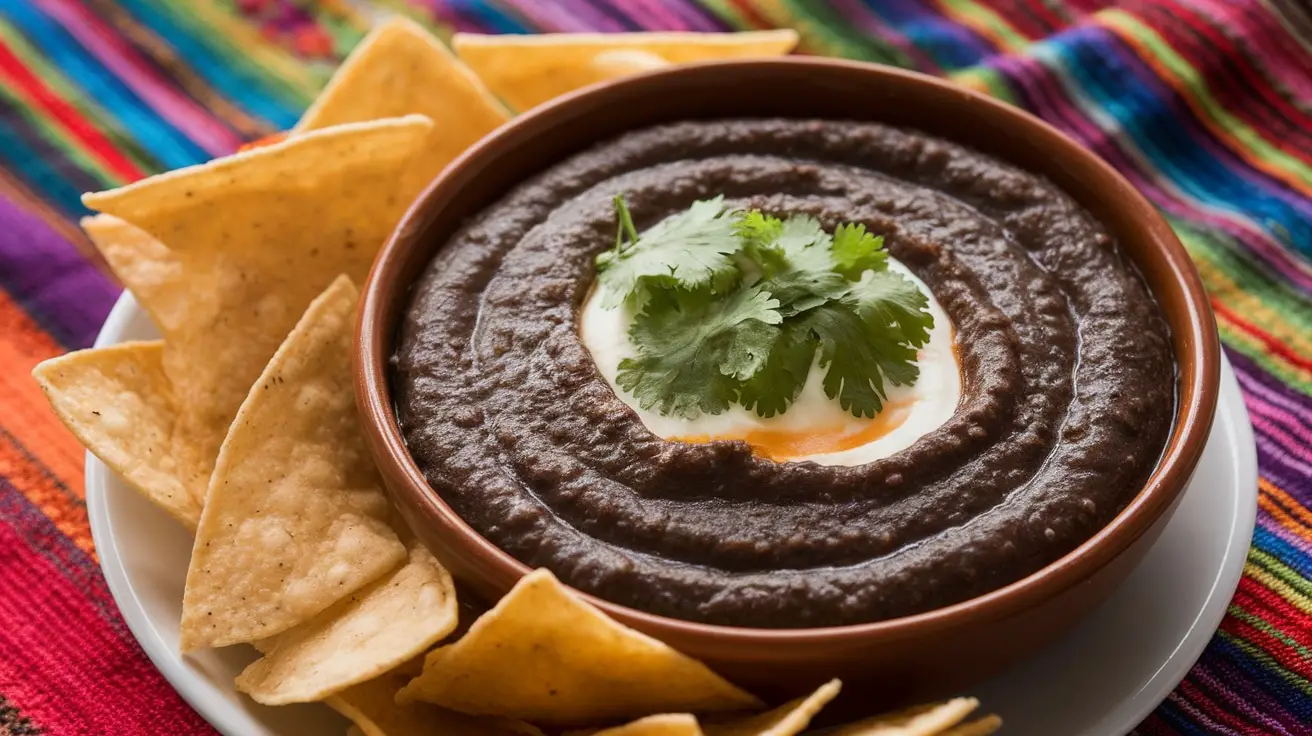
831, 223, 887, 279
756, 215, 847, 317
737, 324, 817, 418
616, 286, 782, 419
595, 196, 743, 309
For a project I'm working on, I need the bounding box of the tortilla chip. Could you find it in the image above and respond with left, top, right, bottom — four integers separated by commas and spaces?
938, 716, 1002, 736
396, 568, 761, 725
330, 671, 546, 736
235, 544, 458, 704
826, 698, 980, 735
32, 341, 201, 528
582, 715, 704, 736
180, 277, 405, 650
82, 115, 432, 511
703, 680, 841, 736
452, 31, 798, 111
295, 17, 509, 196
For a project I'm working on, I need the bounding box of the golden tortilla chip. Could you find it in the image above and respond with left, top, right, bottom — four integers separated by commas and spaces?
582, 715, 704, 736
938, 716, 1002, 736
330, 671, 546, 736
703, 679, 841, 736
452, 31, 798, 111
235, 544, 458, 704
295, 17, 509, 196
396, 568, 761, 724
82, 115, 432, 510
827, 698, 980, 736
180, 277, 405, 650
32, 341, 201, 528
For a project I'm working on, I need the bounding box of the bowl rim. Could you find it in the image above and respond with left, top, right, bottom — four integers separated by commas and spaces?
356, 57, 1221, 648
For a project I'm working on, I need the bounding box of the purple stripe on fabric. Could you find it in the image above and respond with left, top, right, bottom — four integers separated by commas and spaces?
0, 193, 117, 349
1258, 516, 1312, 559
1190, 663, 1302, 736
1232, 350, 1312, 425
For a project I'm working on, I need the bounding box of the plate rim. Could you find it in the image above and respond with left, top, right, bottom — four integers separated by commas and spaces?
86, 291, 1258, 736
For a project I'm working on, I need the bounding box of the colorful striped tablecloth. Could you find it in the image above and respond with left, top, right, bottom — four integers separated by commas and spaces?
0, 1, 1308, 734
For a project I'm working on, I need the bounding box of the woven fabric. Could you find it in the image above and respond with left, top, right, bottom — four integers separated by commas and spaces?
0, 1, 1307, 734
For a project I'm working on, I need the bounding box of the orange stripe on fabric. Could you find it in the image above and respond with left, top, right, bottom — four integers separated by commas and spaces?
0, 292, 87, 488
1258, 493, 1312, 542
0, 433, 92, 558
1260, 478, 1312, 528
1100, 12, 1312, 197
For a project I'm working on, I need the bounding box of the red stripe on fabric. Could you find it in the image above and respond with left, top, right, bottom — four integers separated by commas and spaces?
0, 521, 214, 735
1220, 610, 1312, 680
724, 0, 774, 29
0, 435, 92, 558
1145, 0, 1312, 161
1212, 299, 1312, 373
1231, 581, 1312, 648
0, 39, 144, 183
1174, 678, 1269, 735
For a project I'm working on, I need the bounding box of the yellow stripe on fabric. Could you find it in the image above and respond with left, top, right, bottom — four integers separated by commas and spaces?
1190, 248, 1312, 358
0, 20, 126, 188
1245, 553, 1312, 610
1214, 630, 1312, 698
1216, 321, 1312, 396
1100, 10, 1312, 194
934, 0, 1030, 52
1226, 606, 1312, 664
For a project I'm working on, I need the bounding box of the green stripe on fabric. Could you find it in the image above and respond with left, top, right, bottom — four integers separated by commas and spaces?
1102, 10, 1312, 189
1215, 630, 1312, 697
1226, 606, 1312, 663
937, 0, 1031, 52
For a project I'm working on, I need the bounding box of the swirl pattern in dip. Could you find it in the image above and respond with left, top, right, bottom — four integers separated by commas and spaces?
393, 119, 1175, 628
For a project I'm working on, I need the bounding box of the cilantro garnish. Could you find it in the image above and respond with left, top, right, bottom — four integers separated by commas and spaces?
594, 195, 934, 420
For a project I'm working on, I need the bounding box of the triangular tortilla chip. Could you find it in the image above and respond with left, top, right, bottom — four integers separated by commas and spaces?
703, 680, 841, 736
236, 544, 458, 704
583, 715, 704, 736
827, 698, 980, 735
295, 17, 509, 196
32, 341, 201, 528
396, 569, 761, 725
180, 277, 405, 650
938, 716, 1002, 736
330, 671, 546, 736
82, 116, 432, 510
452, 31, 798, 111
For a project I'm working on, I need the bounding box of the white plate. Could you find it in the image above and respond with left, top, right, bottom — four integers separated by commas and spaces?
88, 292, 1257, 736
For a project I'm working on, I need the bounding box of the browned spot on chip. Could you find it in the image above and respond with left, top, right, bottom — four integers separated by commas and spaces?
574, 714, 704, 736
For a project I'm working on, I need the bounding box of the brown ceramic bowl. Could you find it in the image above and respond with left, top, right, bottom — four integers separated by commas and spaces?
356, 59, 1220, 710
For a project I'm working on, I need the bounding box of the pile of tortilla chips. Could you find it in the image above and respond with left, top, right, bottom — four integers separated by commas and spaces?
33, 17, 1000, 736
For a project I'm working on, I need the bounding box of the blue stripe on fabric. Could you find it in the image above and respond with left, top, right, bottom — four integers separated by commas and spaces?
0, 2, 208, 169
1252, 526, 1312, 579
449, 0, 533, 34
111, 0, 303, 129
862, 0, 990, 70
1044, 26, 1312, 257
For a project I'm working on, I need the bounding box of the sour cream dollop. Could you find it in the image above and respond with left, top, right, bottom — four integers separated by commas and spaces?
580, 258, 961, 465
